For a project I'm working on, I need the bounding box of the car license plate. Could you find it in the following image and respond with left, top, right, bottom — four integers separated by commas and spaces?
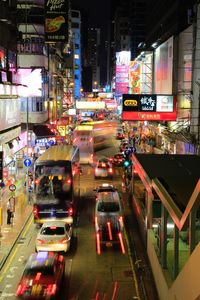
106, 242, 112, 247
32, 284, 42, 296
101, 172, 107, 177
49, 241, 55, 244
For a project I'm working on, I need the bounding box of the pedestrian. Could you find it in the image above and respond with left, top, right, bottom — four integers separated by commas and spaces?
6, 199, 13, 225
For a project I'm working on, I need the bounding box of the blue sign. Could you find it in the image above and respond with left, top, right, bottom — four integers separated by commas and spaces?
24, 158, 32, 167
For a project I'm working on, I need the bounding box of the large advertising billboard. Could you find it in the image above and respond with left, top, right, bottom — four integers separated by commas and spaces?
115, 51, 131, 96
129, 61, 141, 94
0, 99, 21, 131
122, 94, 177, 121
154, 37, 173, 94
44, 0, 68, 43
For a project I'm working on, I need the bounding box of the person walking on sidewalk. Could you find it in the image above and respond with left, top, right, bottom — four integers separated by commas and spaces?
6, 198, 14, 225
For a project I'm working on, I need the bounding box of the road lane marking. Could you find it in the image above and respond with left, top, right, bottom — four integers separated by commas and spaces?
124, 227, 141, 300
0, 215, 33, 283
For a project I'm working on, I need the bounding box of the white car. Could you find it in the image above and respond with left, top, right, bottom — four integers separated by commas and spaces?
94, 158, 113, 179
35, 220, 73, 253
95, 189, 124, 233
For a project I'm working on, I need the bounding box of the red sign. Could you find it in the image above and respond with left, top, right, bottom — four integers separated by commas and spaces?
122, 94, 177, 121
122, 111, 177, 121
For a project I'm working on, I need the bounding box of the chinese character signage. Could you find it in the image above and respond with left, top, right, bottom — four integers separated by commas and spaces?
44, 0, 68, 43
122, 94, 176, 121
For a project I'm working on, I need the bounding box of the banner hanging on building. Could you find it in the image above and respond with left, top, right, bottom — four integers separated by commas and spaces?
44, 0, 68, 43
129, 61, 141, 94
115, 51, 131, 96
122, 94, 177, 121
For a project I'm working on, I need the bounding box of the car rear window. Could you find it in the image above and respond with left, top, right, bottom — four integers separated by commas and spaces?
98, 188, 114, 192
115, 154, 123, 159
41, 226, 65, 235
24, 265, 54, 276
97, 202, 120, 212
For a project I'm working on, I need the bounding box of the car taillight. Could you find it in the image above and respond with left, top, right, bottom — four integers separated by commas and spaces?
68, 207, 73, 216
119, 216, 124, 227
37, 239, 45, 244
65, 178, 71, 184
108, 168, 113, 173
33, 206, 38, 218
59, 237, 69, 244
35, 272, 41, 281
46, 284, 57, 295
16, 284, 23, 296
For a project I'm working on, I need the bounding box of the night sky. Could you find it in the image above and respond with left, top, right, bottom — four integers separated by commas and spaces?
72, 0, 111, 28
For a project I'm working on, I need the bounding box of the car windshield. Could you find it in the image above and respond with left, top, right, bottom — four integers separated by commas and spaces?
36, 175, 72, 198
41, 226, 65, 235
24, 265, 54, 276
97, 201, 120, 212
98, 161, 110, 168
98, 188, 115, 192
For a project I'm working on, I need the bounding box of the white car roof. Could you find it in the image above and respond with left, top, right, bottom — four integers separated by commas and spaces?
41, 220, 67, 228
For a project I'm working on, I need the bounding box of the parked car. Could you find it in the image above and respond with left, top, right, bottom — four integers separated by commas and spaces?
35, 220, 73, 253
110, 153, 125, 166
16, 251, 65, 299
116, 131, 125, 140
94, 158, 113, 179
119, 140, 129, 152
93, 183, 117, 194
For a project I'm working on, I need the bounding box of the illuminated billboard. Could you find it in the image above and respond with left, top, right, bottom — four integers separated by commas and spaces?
154, 37, 173, 94
17, 68, 42, 97
44, 0, 68, 43
0, 98, 20, 131
76, 101, 105, 110
122, 94, 177, 121
115, 51, 131, 96
129, 61, 141, 94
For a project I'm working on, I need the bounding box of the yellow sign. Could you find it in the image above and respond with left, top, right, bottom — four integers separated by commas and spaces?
57, 125, 66, 136
124, 99, 138, 106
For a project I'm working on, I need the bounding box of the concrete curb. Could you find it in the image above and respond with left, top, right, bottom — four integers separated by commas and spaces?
0, 210, 33, 270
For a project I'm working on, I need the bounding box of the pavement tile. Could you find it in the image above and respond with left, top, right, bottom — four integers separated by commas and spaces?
0, 169, 32, 269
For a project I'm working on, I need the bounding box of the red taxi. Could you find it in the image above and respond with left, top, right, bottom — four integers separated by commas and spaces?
16, 252, 65, 299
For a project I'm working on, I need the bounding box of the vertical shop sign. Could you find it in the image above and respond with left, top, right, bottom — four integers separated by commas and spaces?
44, 0, 69, 43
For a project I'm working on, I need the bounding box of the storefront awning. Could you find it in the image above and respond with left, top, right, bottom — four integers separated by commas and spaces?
33, 125, 55, 138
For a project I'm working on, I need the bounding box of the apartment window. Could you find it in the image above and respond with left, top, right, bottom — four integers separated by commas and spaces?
71, 11, 79, 18
72, 22, 79, 29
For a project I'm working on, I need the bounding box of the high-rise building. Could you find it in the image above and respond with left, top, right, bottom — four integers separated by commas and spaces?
71, 10, 82, 100
0, 0, 23, 171
87, 28, 100, 91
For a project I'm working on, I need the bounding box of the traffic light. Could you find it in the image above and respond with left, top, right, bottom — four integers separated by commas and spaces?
123, 159, 131, 168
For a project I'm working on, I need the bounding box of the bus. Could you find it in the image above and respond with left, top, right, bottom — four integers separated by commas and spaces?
72, 120, 116, 164
33, 145, 81, 225
72, 125, 94, 164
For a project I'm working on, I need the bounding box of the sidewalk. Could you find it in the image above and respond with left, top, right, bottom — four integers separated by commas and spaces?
0, 168, 32, 269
